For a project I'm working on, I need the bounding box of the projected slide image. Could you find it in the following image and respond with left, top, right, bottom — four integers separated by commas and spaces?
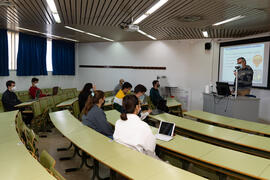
221, 43, 265, 83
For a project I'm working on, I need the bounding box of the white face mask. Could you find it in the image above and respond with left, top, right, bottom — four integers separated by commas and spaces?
35, 83, 39, 87
11, 86, 16, 92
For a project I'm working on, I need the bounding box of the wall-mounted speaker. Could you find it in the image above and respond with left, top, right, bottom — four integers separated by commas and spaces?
205, 42, 211, 50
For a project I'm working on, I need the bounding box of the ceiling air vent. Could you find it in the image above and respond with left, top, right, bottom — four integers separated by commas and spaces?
177, 15, 202, 22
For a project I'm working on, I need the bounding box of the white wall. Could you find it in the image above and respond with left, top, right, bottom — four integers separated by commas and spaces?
77, 39, 270, 122
0, 45, 80, 93
78, 40, 214, 111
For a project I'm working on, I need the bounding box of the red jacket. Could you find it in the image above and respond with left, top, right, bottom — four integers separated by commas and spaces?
29, 86, 47, 99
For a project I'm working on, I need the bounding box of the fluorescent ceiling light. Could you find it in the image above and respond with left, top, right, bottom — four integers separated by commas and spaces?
133, 0, 168, 24
138, 30, 157, 40
18, 27, 78, 42
202, 31, 209, 38
65, 26, 114, 42
46, 0, 61, 23
213, 15, 245, 26
53, 13, 61, 23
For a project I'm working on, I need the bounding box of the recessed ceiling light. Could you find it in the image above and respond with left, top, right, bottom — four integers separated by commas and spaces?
213, 15, 245, 26
65, 26, 114, 42
202, 31, 209, 38
133, 0, 168, 24
18, 27, 78, 42
137, 30, 157, 40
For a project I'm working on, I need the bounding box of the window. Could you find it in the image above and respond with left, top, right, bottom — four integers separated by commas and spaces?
7, 31, 19, 70
46, 39, 53, 71
7, 31, 53, 71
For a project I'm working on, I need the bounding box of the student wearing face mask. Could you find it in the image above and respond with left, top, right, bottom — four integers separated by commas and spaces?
150, 80, 169, 112
134, 84, 152, 120
82, 90, 113, 139
78, 83, 96, 112
113, 95, 158, 158
1, 80, 22, 111
29, 77, 47, 99
233, 57, 254, 96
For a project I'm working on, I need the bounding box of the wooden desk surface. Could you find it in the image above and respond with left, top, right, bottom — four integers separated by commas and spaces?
166, 98, 182, 108
14, 101, 35, 108
105, 110, 270, 179
184, 110, 270, 136
50, 110, 204, 180
0, 111, 55, 180
149, 112, 270, 154
56, 97, 78, 108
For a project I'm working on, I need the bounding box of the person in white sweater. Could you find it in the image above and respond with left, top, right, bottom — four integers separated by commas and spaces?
113, 95, 157, 158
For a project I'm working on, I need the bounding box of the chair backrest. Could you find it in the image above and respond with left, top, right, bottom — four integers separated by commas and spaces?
52, 87, 59, 95
53, 95, 61, 105
40, 150, 56, 169
24, 127, 39, 158
39, 98, 48, 113
47, 96, 55, 109
32, 101, 42, 117
72, 101, 80, 119
16, 112, 27, 143
49, 167, 66, 180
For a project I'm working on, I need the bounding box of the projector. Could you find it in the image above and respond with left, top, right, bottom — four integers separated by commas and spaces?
120, 24, 139, 32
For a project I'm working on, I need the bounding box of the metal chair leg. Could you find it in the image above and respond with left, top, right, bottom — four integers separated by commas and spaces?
91, 159, 110, 180
59, 145, 78, 161
65, 152, 93, 172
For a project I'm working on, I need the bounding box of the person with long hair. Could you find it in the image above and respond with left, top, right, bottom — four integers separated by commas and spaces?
113, 95, 157, 158
82, 90, 113, 139
78, 83, 96, 112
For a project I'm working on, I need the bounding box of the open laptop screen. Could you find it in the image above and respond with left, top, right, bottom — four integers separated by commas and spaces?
159, 121, 175, 136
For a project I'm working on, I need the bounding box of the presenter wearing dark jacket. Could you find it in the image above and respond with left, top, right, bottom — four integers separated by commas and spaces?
1, 80, 21, 111
82, 90, 113, 139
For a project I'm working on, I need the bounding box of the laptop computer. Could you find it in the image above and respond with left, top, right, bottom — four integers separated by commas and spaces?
155, 121, 175, 141
216, 82, 231, 96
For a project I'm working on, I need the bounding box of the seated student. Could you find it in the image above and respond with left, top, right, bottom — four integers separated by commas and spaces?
134, 84, 152, 120
82, 90, 113, 139
113, 95, 157, 158
78, 83, 96, 112
29, 77, 47, 99
113, 82, 132, 112
150, 80, 169, 112
1, 80, 21, 111
113, 78, 124, 95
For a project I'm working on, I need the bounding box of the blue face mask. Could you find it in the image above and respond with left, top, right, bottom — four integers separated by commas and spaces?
238, 64, 243, 68
139, 95, 145, 102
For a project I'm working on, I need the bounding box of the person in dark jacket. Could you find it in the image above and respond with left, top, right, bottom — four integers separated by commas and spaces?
1, 80, 21, 111
82, 90, 113, 139
78, 83, 96, 112
150, 80, 169, 112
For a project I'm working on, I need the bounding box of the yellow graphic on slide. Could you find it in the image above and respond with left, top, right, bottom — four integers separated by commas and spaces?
253, 55, 262, 67
253, 70, 262, 83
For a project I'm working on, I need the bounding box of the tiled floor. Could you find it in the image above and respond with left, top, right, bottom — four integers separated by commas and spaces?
38, 129, 112, 180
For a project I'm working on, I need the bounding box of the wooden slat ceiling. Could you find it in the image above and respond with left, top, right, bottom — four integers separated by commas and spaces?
0, 0, 269, 42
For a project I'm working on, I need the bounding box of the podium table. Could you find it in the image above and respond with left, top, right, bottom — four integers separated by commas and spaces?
203, 93, 260, 122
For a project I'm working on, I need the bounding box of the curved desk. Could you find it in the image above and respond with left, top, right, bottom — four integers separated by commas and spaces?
105, 110, 270, 180
184, 110, 270, 136
49, 110, 204, 180
149, 112, 270, 159
0, 111, 55, 180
